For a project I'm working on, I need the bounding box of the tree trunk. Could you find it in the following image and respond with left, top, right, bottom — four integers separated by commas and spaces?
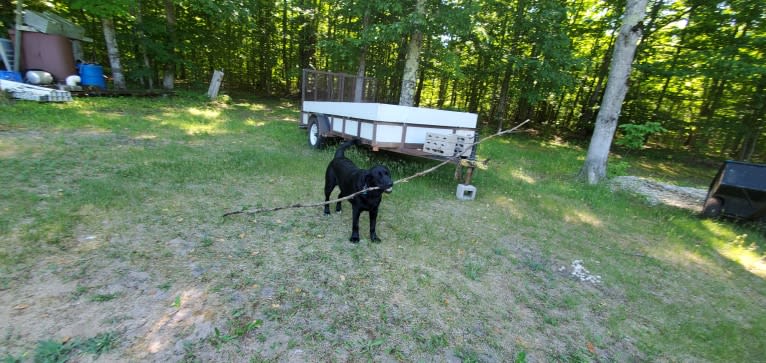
282, 0, 290, 93
354, 9, 371, 102
494, 61, 514, 132
354, 49, 367, 102
466, 55, 483, 113
653, 5, 696, 117
580, 0, 648, 184
738, 78, 766, 161
102, 17, 126, 90
414, 68, 425, 107
399, 0, 426, 106
437, 76, 448, 109
134, 0, 153, 90
579, 42, 613, 126
163, 0, 177, 90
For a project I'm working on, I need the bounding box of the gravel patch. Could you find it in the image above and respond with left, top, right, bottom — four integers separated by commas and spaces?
611, 176, 707, 212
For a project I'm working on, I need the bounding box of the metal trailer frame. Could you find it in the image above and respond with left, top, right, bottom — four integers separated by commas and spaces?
299, 69, 481, 189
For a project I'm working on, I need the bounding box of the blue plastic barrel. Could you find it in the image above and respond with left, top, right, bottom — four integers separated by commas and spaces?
0, 71, 22, 82
79, 64, 106, 90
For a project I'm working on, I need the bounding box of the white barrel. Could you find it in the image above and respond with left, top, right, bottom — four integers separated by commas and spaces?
26, 71, 54, 85
65, 75, 81, 87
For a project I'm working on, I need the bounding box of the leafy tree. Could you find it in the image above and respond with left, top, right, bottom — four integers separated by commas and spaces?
70, 0, 131, 89
615, 121, 667, 150
18, 0, 763, 161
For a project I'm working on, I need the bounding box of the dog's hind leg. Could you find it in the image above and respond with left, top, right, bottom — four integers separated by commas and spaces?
324, 168, 337, 215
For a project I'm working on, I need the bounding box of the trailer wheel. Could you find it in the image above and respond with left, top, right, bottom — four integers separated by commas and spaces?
307, 116, 325, 149
701, 197, 723, 218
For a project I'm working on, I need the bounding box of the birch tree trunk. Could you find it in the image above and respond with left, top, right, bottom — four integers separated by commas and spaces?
580, 0, 648, 184
354, 50, 367, 102
399, 0, 425, 106
102, 17, 126, 90
354, 10, 370, 103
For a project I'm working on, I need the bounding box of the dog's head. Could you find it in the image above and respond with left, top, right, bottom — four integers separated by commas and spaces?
366, 165, 393, 193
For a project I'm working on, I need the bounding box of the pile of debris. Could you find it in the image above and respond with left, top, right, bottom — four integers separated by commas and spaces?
0, 79, 72, 102
1, 10, 98, 102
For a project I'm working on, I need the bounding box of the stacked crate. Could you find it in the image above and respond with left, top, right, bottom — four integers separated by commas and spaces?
423, 132, 475, 157
454, 134, 476, 157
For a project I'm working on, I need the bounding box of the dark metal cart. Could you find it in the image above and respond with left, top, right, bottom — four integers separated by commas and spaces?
701, 160, 766, 221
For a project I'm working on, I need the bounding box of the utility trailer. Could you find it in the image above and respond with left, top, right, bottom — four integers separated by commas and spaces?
299, 69, 480, 199
701, 160, 766, 221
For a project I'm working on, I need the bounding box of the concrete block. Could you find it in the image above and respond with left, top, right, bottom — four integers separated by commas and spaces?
456, 184, 477, 200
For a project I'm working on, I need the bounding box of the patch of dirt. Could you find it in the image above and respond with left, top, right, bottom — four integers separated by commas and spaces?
611, 176, 707, 212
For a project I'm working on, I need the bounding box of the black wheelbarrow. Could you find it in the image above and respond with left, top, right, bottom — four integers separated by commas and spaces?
701, 160, 766, 221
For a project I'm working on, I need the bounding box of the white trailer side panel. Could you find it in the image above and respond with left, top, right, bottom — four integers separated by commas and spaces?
302, 101, 477, 128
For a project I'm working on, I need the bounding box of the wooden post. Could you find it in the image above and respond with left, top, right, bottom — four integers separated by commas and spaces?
207, 69, 224, 99
464, 166, 474, 185
13, 0, 23, 72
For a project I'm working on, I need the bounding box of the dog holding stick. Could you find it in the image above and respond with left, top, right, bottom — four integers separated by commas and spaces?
324, 139, 393, 242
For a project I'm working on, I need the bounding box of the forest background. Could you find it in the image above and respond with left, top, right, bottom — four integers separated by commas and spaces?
1, 0, 764, 163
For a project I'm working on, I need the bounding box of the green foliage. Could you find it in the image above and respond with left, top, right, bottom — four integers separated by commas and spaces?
2, 354, 22, 363
69, 0, 130, 18
0, 91, 12, 106
615, 122, 667, 150
90, 293, 119, 302
210, 309, 264, 348
463, 260, 485, 280
80, 333, 119, 356
20, 0, 762, 160
32, 332, 117, 363
34, 339, 75, 363
608, 160, 632, 177
454, 346, 481, 363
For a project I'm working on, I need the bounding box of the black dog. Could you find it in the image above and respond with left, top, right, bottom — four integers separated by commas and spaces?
324, 139, 393, 242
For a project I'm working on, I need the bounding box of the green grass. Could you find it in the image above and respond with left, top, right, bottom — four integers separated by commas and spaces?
30, 332, 118, 363
0, 93, 764, 362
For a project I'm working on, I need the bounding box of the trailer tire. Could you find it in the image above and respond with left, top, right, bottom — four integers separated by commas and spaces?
307, 116, 326, 149
701, 197, 723, 218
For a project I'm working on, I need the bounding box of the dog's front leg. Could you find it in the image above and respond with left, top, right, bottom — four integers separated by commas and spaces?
323, 189, 334, 215
369, 208, 381, 242
350, 207, 362, 242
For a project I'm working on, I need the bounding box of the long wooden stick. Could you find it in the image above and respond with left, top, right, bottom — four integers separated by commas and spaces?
223, 119, 530, 217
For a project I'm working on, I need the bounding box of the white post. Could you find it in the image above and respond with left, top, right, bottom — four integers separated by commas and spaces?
207, 69, 224, 99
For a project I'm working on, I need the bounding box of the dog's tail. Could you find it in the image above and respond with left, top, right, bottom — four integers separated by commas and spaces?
335, 138, 360, 159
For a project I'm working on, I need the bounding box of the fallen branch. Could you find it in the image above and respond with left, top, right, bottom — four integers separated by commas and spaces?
223, 119, 531, 217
